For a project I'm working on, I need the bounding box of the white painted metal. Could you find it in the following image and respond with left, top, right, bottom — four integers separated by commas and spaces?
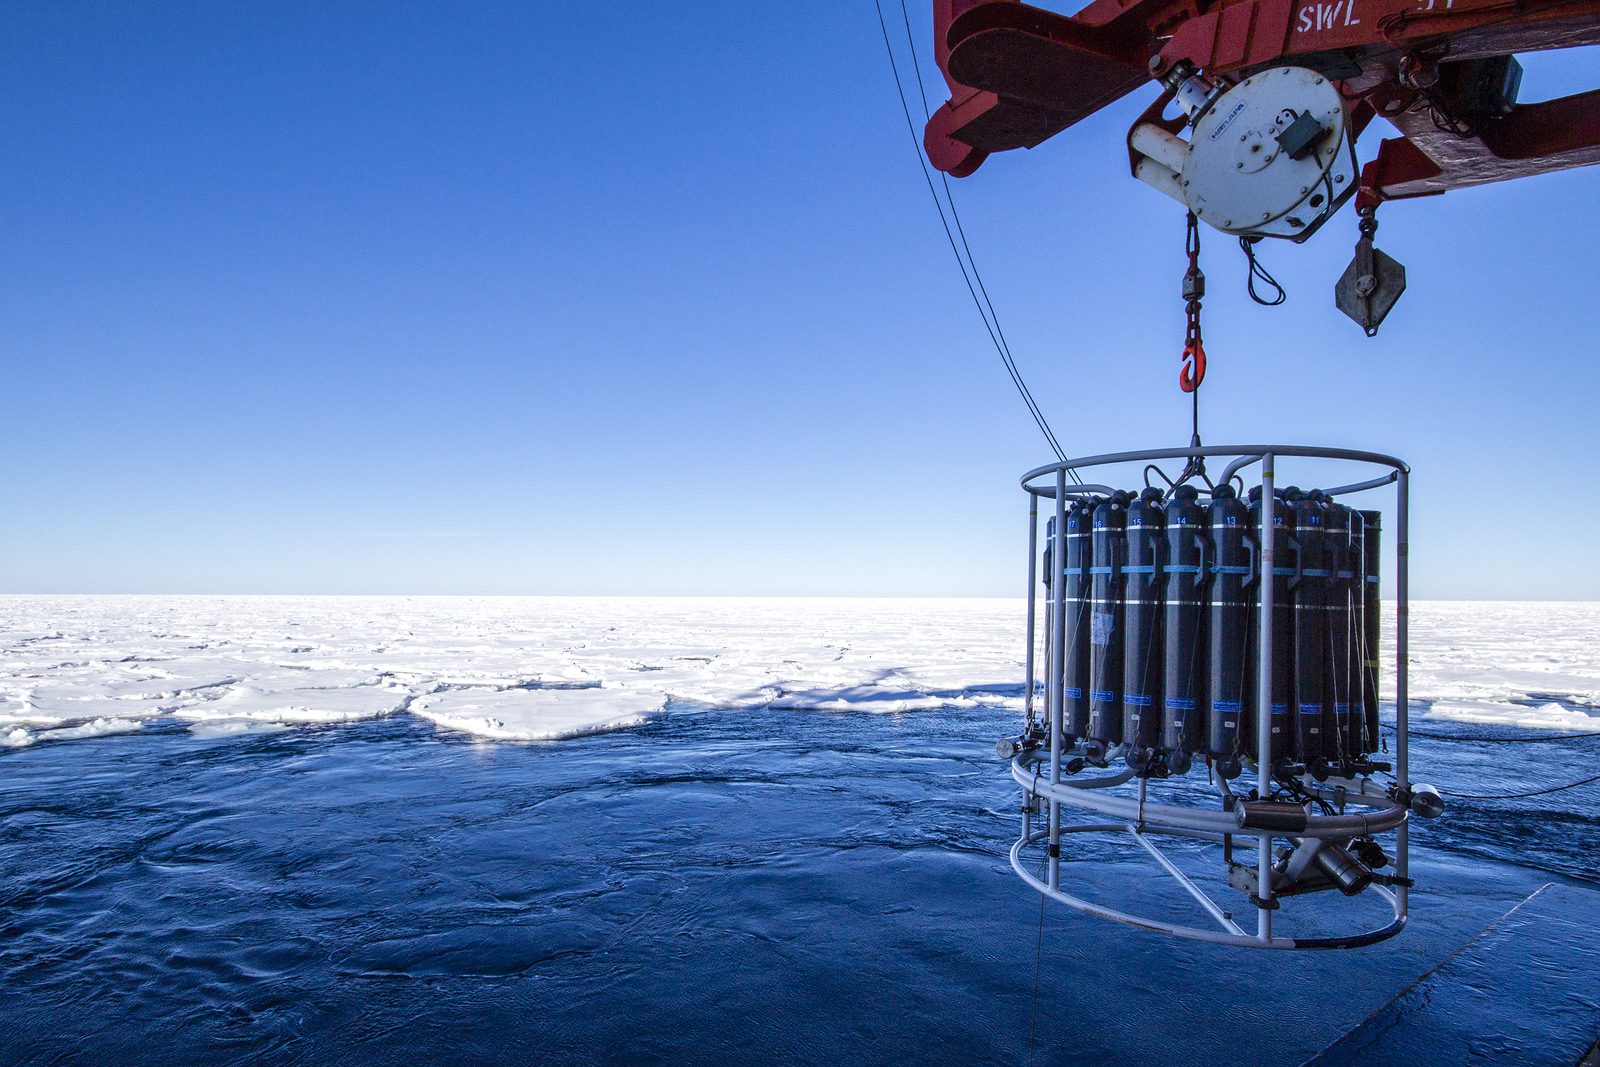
1024, 495, 1038, 727
1133, 156, 1188, 206
1130, 123, 1189, 173
1129, 68, 1358, 240
1049, 468, 1066, 892
1128, 825, 1248, 936
1184, 68, 1353, 237
1258, 452, 1275, 941
1396, 469, 1410, 918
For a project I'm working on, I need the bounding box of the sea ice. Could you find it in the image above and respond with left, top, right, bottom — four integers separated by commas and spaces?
410, 687, 667, 741
0, 596, 1593, 745
169, 681, 411, 725
34, 717, 143, 741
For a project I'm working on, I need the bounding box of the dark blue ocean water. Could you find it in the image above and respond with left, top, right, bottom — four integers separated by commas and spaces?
2, 704, 1596, 1066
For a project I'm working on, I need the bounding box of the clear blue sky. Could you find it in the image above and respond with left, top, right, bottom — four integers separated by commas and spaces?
2, 3, 1596, 598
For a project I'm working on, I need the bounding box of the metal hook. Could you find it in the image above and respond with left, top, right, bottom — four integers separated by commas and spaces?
1179, 341, 1206, 392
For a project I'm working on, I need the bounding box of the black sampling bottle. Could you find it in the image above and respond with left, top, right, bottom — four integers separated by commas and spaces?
1286, 488, 1330, 778
1122, 488, 1165, 772
1205, 484, 1251, 777
1245, 485, 1295, 769
1162, 484, 1208, 775
1087, 490, 1131, 753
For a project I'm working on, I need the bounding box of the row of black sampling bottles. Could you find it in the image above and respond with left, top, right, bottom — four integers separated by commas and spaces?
1042, 483, 1382, 780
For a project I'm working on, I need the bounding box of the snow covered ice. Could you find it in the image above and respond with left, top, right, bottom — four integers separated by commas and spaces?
0, 596, 1030, 745
0, 596, 1595, 746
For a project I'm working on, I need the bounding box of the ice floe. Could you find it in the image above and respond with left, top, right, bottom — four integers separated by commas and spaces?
411, 686, 667, 741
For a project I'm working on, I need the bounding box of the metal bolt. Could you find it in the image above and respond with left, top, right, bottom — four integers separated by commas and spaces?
1261, 211, 1270, 219
1335, 173, 1345, 183
1300, 186, 1309, 194
1224, 219, 1232, 226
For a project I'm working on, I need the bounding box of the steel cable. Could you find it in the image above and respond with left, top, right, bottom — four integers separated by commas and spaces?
1439, 773, 1600, 800
873, 0, 1081, 480
1378, 723, 1600, 797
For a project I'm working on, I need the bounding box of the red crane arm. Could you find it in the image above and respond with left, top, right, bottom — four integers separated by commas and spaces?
926, 0, 1600, 200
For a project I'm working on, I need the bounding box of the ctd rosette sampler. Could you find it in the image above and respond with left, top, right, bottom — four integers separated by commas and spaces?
1003, 444, 1441, 949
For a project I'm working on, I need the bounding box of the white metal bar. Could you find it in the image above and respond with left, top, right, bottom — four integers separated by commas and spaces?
1395, 468, 1409, 919
1324, 471, 1398, 497
1126, 824, 1247, 936
1025, 493, 1038, 731
1258, 452, 1276, 941
1020, 444, 1409, 491
1049, 467, 1067, 891
1064, 822, 1233, 846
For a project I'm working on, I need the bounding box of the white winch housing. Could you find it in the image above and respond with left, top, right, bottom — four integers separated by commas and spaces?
1131, 66, 1356, 241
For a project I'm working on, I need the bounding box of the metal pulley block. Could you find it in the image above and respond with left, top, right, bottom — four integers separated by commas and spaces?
1129, 66, 1358, 242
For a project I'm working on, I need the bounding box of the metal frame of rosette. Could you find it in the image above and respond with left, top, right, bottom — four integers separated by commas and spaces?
1013, 445, 1412, 950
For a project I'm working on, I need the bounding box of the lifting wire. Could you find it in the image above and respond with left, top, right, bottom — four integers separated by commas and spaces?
1439, 773, 1600, 800
874, 0, 1082, 482
875, 9, 1061, 1035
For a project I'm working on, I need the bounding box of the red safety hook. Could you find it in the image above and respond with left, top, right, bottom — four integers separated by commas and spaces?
1179, 341, 1206, 392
